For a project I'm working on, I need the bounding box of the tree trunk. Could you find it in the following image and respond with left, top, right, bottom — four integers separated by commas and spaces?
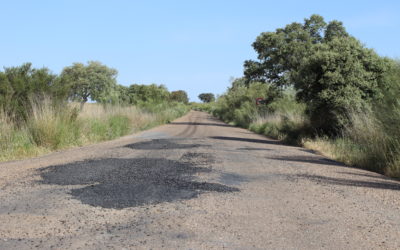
80, 101, 85, 111
80, 96, 88, 111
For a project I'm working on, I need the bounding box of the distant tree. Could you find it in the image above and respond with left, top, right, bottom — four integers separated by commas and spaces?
127, 84, 170, 104
198, 93, 215, 103
59, 61, 118, 109
170, 90, 189, 103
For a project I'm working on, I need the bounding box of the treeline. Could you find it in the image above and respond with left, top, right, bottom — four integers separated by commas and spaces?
0, 61, 188, 122
208, 14, 400, 177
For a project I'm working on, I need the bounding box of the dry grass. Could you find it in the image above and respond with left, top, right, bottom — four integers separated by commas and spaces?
249, 107, 400, 177
0, 101, 188, 162
303, 138, 340, 162
249, 110, 310, 144
304, 111, 400, 177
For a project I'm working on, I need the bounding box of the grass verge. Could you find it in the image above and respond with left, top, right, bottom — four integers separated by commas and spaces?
0, 101, 189, 162
248, 111, 400, 178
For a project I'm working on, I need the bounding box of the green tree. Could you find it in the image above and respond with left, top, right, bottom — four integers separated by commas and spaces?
243, 14, 388, 134
198, 93, 215, 103
170, 90, 189, 103
127, 84, 170, 104
373, 59, 400, 138
295, 36, 388, 133
324, 20, 349, 41
59, 61, 118, 109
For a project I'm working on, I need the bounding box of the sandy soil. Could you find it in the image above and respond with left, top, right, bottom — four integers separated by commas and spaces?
1, 111, 400, 249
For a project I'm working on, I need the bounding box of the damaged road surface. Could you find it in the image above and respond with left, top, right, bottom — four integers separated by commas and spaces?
1, 111, 400, 249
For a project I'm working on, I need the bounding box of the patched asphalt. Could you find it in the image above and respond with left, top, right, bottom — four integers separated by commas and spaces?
38, 154, 238, 209
1, 111, 400, 249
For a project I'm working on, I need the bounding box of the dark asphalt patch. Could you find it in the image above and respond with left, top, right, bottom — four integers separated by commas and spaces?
124, 139, 207, 150
236, 147, 271, 151
210, 136, 281, 145
38, 157, 239, 209
170, 122, 235, 128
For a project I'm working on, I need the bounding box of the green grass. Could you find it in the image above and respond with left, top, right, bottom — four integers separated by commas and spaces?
0, 101, 189, 162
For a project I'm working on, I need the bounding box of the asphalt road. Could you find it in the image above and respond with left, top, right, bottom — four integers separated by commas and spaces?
1, 111, 400, 249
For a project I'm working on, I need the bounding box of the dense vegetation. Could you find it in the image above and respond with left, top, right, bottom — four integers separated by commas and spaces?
0, 61, 189, 161
207, 15, 400, 177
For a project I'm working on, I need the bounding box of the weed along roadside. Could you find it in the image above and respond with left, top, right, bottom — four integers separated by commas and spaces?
0, 102, 189, 162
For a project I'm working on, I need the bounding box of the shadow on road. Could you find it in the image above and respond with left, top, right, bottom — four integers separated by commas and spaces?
38, 155, 239, 209
336, 171, 393, 181
209, 136, 282, 145
268, 155, 343, 167
266, 153, 400, 190
170, 122, 235, 128
237, 147, 272, 151
294, 174, 400, 191
124, 138, 208, 150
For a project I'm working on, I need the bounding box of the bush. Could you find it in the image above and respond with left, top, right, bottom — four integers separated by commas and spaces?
0, 63, 63, 123
212, 81, 274, 127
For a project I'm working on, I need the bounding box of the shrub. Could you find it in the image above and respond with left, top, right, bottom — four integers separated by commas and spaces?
212, 81, 274, 127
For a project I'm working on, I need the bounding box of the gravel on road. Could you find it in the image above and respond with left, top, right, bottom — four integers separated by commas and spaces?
1, 111, 400, 249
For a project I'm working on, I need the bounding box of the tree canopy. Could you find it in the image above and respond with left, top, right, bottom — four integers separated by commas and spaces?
60, 61, 118, 108
126, 84, 170, 104
170, 90, 189, 103
244, 14, 388, 134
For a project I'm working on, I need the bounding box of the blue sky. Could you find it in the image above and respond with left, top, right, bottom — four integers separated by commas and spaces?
1, 0, 399, 101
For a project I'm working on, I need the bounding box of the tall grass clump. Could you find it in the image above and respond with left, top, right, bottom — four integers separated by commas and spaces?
0, 100, 189, 162
28, 98, 81, 149
304, 112, 393, 173
0, 112, 40, 161
249, 91, 311, 144
304, 110, 400, 177
78, 104, 148, 142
